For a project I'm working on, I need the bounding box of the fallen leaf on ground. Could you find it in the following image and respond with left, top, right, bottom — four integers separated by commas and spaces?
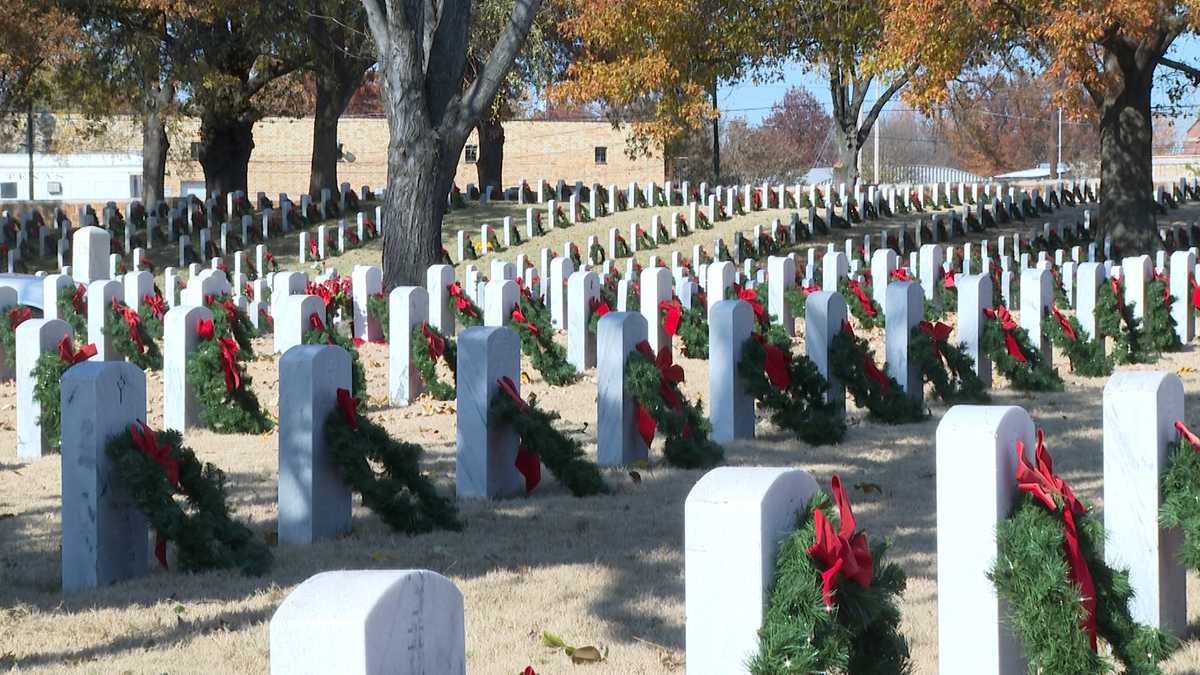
854, 482, 882, 495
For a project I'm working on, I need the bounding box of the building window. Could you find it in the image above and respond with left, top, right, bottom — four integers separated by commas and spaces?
47, 181, 62, 196
594, 146, 607, 165
190, 142, 202, 160
0, 182, 16, 199
464, 145, 478, 164
129, 175, 143, 199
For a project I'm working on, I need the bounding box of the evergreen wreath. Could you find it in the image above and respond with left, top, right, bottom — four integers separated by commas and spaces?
205, 293, 258, 355
367, 291, 389, 341
660, 298, 709, 359
908, 320, 989, 404
783, 285, 817, 321
1160, 422, 1200, 571
0, 304, 33, 369
613, 233, 632, 258
737, 330, 846, 445
303, 313, 367, 398
1043, 303, 1113, 377
839, 278, 882, 330
624, 340, 723, 468
33, 335, 96, 450
105, 298, 163, 371
510, 296, 579, 386
106, 421, 272, 575
992, 430, 1174, 674
58, 283, 88, 341
980, 306, 1064, 391
411, 322, 457, 400
490, 376, 608, 497
635, 226, 655, 250
448, 282, 483, 328
751, 476, 909, 673
186, 318, 273, 434
324, 388, 462, 533
829, 321, 926, 424
1096, 278, 1153, 364
138, 292, 168, 342
1145, 276, 1182, 353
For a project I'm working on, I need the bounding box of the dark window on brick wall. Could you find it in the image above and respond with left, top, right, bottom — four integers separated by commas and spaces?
594, 146, 607, 165
465, 145, 478, 163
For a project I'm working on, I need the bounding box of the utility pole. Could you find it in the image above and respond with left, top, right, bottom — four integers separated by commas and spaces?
873, 83, 881, 184
1056, 107, 1063, 180
26, 103, 34, 200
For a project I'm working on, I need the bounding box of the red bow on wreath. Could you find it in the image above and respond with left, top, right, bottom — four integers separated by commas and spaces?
216, 337, 241, 393
942, 269, 957, 290
421, 322, 445, 361
841, 320, 890, 392
589, 297, 611, 319
496, 376, 540, 493
197, 318, 215, 341
890, 268, 911, 282
1177, 421, 1200, 451
1015, 429, 1097, 652
918, 320, 953, 365
1153, 270, 1172, 305
112, 298, 145, 354
57, 334, 96, 364
1050, 304, 1077, 341
511, 305, 540, 335
807, 475, 873, 607
130, 419, 179, 569
659, 299, 683, 336
1110, 277, 1122, 300
336, 387, 359, 430
447, 282, 478, 317
71, 284, 87, 313
753, 332, 791, 390
8, 305, 31, 331
845, 279, 876, 318
631, 341, 688, 446
309, 313, 333, 344
307, 238, 319, 258
143, 293, 167, 319
1191, 278, 1200, 309
735, 286, 768, 326
983, 306, 1027, 363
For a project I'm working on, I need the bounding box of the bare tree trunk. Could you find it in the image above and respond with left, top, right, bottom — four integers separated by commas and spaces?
710, 79, 720, 183
141, 106, 169, 205
309, 76, 342, 198
475, 115, 504, 195
198, 114, 255, 196
833, 124, 860, 187
1098, 79, 1158, 254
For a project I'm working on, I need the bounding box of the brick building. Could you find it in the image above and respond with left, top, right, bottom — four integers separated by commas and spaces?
0, 113, 664, 203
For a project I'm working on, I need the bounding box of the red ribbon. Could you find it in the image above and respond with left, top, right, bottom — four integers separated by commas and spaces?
660, 299, 683, 336
636, 340, 685, 410
421, 322, 445, 360
918, 320, 953, 365
589, 297, 611, 318
846, 279, 876, 318
1015, 430, 1097, 651
57, 335, 97, 364
635, 405, 657, 447
448, 282, 478, 318
197, 318, 215, 341
942, 269, 957, 290
308, 238, 319, 258
71, 284, 87, 314
1177, 421, 1200, 451
735, 285, 768, 327
495, 376, 541, 493
511, 305, 540, 335
984, 306, 1027, 363
8, 306, 31, 331
1191, 278, 1199, 309
112, 299, 145, 354
131, 420, 179, 569
496, 375, 529, 412
842, 320, 889, 392
890, 268, 911, 282
143, 293, 167, 319
217, 338, 241, 393
753, 333, 791, 390
807, 475, 873, 607
1050, 304, 1077, 341
336, 387, 359, 430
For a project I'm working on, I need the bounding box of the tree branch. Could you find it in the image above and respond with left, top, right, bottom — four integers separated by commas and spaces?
455, 0, 542, 129
361, 0, 391, 57
1157, 55, 1200, 82
857, 68, 912, 145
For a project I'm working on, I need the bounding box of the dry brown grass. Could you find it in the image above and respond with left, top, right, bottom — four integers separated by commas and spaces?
2, 198, 1200, 673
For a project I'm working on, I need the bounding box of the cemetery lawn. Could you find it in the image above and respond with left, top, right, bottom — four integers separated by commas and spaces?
3, 199, 1200, 672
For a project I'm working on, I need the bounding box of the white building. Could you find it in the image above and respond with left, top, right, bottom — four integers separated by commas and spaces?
0, 153, 143, 202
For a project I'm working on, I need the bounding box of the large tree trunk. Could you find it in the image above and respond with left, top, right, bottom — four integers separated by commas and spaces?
832, 124, 860, 187
309, 76, 342, 198
1097, 76, 1158, 254
475, 115, 504, 195
198, 115, 254, 196
141, 107, 168, 206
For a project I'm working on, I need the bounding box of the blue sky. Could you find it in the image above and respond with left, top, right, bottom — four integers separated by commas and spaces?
720, 36, 1200, 126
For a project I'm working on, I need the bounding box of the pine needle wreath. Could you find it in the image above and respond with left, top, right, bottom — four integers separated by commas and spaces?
839, 278, 882, 331
624, 341, 723, 468
303, 315, 367, 398
908, 322, 989, 404
783, 285, 812, 321
490, 378, 608, 497
510, 296, 579, 386
205, 294, 257, 355
1043, 304, 1113, 377
1096, 279, 1153, 365
367, 292, 389, 341
448, 282, 483, 328
105, 422, 272, 575
738, 331, 846, 445
0, 304, 33, 369
829, 323, 926, 424
33, 337, 96, 450
751, 478, 909, 674
1160, 423, 1200, 571
138, 294, 167, 343
992, 431, 1174, 674
410, 322, 457, 400
105, 299, 163, 371
1145, 278, 1182, 353
58, 283, 88, 341
660, 299, 710, 359
186, 320, 273, 434
980, 307, 1064, 391
324, 389, 462, 533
